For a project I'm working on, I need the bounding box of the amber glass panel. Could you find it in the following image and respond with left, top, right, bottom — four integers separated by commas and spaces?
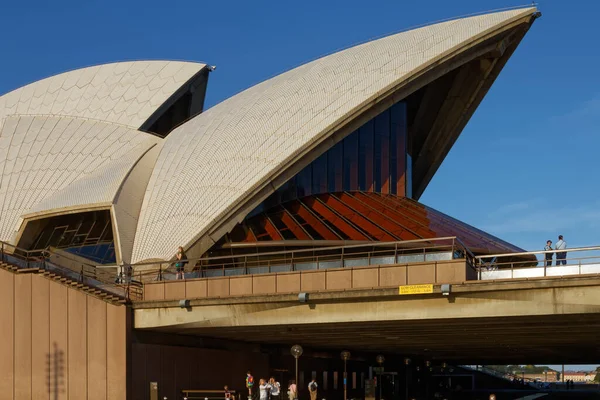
236, 192, 525, 255
391, 102, 407, 196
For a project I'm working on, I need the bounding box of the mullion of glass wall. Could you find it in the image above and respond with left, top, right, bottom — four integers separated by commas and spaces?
262, 101, 409, 209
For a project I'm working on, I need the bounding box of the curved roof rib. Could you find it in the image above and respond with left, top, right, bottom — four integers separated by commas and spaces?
132, 7, 538, 262
0, 60, 206, 130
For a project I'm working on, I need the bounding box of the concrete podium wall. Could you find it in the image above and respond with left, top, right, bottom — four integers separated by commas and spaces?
143, 260, 472, 301
0, 268, 129, 400
131, 343, 269, 400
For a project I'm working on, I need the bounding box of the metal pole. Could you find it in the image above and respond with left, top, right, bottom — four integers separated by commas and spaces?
344, 359, 347, 400
295, 357, 299, 400
379, 370, 382, 400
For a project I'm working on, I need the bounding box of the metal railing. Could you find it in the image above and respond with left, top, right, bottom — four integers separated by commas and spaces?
475, 245, 600, 280
0, 241, 141, 301
130, 236, 477, 283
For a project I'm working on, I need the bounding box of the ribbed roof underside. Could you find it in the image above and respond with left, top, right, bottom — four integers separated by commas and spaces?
230, 192, 525, 255
132, 8, 536, 262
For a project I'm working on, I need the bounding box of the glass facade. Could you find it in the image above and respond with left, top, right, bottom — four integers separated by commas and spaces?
254, 102, 410, 214
22, 210, 116, 264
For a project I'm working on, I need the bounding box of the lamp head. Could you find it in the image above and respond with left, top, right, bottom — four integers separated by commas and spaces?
290, 344, 303, 358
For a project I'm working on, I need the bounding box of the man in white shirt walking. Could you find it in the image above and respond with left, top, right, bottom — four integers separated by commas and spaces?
308, 379, 318, 400
555, 235, 567, 265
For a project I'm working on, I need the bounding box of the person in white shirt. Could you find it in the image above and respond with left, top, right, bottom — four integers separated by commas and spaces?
555, 235, 567, 265
269, 377, 281, 400
259, 379, 269, 400
308, 379, 318, 400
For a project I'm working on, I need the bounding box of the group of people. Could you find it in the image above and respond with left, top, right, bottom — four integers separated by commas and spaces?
245, 372, 318, 400
543, 235, 567, 266
246, 372, 283, 400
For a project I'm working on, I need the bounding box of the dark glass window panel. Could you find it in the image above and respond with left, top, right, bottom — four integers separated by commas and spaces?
343, 130, 359, 190
374, 110, 390, 193
279, 178, 298, 204
66, 243, 116, 264
242, 101, 409, 215
406, 153, 413, 198
295, 163, 312, 198
327, 142, 343, 192
87, 219, 106, 240
359, 120, 374, 191
48, 227, 67, 248
311, 153, 328, 194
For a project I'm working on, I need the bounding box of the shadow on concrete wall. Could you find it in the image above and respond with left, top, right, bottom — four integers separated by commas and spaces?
46, 342, 65, 400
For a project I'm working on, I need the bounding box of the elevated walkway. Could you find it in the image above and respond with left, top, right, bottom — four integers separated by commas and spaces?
0, 242, 141, 304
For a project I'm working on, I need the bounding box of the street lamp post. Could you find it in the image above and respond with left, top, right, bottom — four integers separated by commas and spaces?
341, 351, 351, 400
291, 345, 303, 400
375, 355, 385, 400
404, 358, 411, 400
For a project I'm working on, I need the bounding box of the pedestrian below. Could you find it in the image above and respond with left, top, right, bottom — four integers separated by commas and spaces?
259, 379, 269, 400
224, 385, 232, 400
544, 240, 553, 267
175, 246, 188, 280
288, 380, 297, 400
246, 371, 255, 399
308, 379, 318, 400
555, 235, 567, 265
269, 377, 281, 400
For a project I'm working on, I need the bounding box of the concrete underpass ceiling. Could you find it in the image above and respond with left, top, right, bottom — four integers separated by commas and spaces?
134, 278, 600, 364
142, 313, 600, 365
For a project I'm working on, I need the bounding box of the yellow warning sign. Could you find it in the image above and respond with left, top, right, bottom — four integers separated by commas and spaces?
398, 284, 434, 295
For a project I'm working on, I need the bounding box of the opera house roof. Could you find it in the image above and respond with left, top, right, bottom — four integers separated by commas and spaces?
0, 7, 539, 264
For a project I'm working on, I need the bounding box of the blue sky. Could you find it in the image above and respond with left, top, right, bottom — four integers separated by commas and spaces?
1, 0, 598, 369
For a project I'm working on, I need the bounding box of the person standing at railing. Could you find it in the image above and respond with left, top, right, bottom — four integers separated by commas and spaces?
175, 246, 188, 280
555, 235, 567, 265
544, 240, 554, 266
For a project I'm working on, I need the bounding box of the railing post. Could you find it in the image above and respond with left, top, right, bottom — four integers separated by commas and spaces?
394, 242, 398, 263
158, 264, 163, 281
291, 252, 294, 272
511, 263, 514, 279
80, 265, 84, 282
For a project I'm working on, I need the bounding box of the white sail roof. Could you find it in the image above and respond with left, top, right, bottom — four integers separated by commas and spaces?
131, 7, 537, 262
